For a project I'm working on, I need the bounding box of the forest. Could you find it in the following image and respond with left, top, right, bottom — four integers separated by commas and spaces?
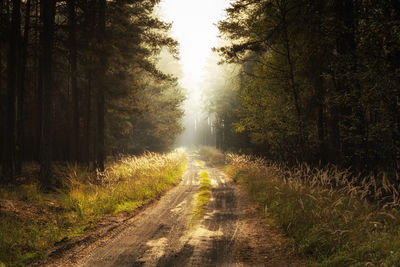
209, 0, 400, 178
0, 0, 184, 187
1, 0, 400, 266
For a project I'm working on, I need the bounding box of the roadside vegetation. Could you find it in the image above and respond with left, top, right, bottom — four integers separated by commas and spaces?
191, 170, 211, 225
226, 153, 400, 266
0, 150, 186, 266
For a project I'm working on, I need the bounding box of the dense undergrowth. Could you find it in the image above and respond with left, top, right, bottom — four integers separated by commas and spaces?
0, 150, 186, 266
225, 153, 400, 266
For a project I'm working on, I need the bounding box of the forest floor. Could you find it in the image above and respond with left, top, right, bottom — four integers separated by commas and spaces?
33, 151, 305, 267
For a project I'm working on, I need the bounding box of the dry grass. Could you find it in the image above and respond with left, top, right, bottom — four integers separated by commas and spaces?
0, 149, 186, 266
226, 153, 400, 266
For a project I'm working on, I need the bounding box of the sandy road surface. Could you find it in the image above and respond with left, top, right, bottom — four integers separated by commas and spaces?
39, 152, 304, 267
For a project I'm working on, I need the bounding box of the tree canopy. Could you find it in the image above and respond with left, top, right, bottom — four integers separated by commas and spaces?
212, 0, 400, 175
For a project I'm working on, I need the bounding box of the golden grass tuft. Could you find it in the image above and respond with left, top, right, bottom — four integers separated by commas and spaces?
226, 153, 400, 266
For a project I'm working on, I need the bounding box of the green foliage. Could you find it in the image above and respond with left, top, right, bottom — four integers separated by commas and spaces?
236, 56, 301, 159
103, 1, 184, 154
0, 150, 186, 266
114, 200, 143, 214
226, 153, 400, 266
215, 0, 400, 172
109, 83, 184, 154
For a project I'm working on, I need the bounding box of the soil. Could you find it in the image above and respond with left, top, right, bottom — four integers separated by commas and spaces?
32, 152, 306, 267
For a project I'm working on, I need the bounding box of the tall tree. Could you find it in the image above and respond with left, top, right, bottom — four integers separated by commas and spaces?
16, 0, 31, 174
67, 0, 79, 162
2, 0, 21, 182
39, 0, 55, 187
95, 0, 106, 171
80, 0, 95, 166
0, 0, 8, 172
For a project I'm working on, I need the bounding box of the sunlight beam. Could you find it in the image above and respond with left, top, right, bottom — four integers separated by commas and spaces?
158, 0, 231, 104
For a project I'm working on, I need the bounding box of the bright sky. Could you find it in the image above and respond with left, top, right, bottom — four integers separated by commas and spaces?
158, 0, 232, 104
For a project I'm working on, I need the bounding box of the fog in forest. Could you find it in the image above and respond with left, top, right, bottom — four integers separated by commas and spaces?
157, 0, 233, 148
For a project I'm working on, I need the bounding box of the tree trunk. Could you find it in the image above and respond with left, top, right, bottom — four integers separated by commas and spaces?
84, 72, 92, 167
67, 0, 79, 162
39, 0, 55, 187
280, 4, 304, 159
81, 0, 95, 167
95, 0, 106, 171
0, 49, 2, 173
16, 0, 31, 175
0, 0, 5, 172
315, 71, 326, 163
2, 0, 21, 183
215, 116, 222, 150
330, 0, 356, 165
33, 0, 40, 161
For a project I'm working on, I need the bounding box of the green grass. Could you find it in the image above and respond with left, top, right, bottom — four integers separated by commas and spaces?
114, 200, 143, 214
191, 170, 211, 224
225, 153, 400, 266
0, 150, 186, 266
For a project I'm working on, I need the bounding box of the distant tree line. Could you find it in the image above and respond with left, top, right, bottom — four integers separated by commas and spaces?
212, 0, 400, 176
0, 0, 184, 187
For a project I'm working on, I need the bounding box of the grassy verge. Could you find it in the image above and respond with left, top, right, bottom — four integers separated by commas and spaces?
191, 170, 211, 224
226, 153, 400, 266
198, 146, 225, 166
0, 150, 186, 266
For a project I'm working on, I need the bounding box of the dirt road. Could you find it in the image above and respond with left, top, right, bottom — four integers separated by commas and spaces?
41, 152, 304, 267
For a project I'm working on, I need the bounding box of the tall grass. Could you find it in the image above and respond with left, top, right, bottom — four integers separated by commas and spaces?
0, 149, 186, 266
226, 153, 400, 266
